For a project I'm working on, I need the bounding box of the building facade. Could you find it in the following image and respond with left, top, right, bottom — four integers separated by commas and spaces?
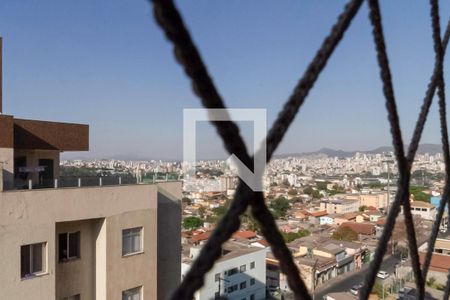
182, 242, 267, 300
0, 112, 181, 299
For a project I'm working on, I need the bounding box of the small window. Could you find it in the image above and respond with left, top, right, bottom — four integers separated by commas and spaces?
250, 278, 255, 286
240, 281, 247, 289
122, 227, 143, 256
122, 286, 142, 300
226, 267, 238, 276
250, 261, 255, 269
250, 294, 255, 300
59, 232, 80, 261
21, 242, 46, 278
240, 264, 246, 272
215, 273, 220, 282
227, 284, 238, 293
61, 295, 80, 300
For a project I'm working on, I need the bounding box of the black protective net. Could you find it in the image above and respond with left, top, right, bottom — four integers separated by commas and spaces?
150, 0, 450, 299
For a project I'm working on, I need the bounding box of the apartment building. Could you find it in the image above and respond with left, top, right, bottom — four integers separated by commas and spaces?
182, 241, 266, 300
338, 192, 389, 209
407, 201, 437, 221
0, 40, 181, 299
419, 234, 450, 286
319, 199, 359, 214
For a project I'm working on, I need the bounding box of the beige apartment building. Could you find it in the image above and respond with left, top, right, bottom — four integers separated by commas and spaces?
0, 40, 181, 299
336, 192, 389, 209
319, 199, 359, 214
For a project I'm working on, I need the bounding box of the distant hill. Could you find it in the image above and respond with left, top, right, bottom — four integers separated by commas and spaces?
277, 143, 442, 158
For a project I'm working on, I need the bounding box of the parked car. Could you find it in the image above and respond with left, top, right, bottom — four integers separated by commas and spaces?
349, 283, 363, 295
377, 270, 390, 279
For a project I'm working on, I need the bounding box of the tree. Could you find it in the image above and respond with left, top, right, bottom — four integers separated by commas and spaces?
269, 197, 290, 219
183, 216, 204, 230
331, 226, 358, 242
288, 189, 298, 196
359, 205, 367, 212
241, 212, 259, 232
281, 230, 311, 243
209, 200, 231, 224
182, 197, 192, 205
197, 206, 206, 218
282, 179, 291, 187
410, 186, 431, 202
372, 282, 387, 299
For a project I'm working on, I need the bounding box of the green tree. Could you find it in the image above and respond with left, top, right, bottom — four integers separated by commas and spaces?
269, 197, 290, 219
197, 206, 206, 218
359, 205, 367, 212
372, 282, 388, 299
288, 189, 298, 196
182, 197, 192, 205
281, 230, 311, 243
182, 216, 204, 230
209, 200, 231, 224
241, 213, 260, 232
410, 186, 431, 202
331, 226, 358, 242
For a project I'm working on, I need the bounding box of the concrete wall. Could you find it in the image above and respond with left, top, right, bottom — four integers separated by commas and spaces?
0, 147, 14, 189
0, 181, 181, 300
56, 219, 100, 300
106, 209, 157, 300
157, 184, 182, 300
183, 248, 266, 300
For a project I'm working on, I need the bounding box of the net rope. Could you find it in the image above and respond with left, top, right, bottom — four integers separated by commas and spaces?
150, 0, 450, 299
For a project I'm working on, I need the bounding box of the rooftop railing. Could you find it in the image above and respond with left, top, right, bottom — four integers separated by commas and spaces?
2, 173, 180, 191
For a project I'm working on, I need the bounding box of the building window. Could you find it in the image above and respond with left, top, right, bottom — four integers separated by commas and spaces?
240, 264, 246, 272
59, 232, 80, 261
226, 267, 238, 276
214, 292, 220, 299
21, 242, 46, 278
215, 273, 220, 282
250, 278, 255, 286
61, 295, 80, 300
250, 294, 255, 300
240, 281, 247, 289
250, 261, 255, 269
122, 286, 142, 300
227, 284, 238, 293
122, 227, 143, 256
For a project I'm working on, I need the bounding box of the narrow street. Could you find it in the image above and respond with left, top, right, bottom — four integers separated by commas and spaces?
313, 256, 400, 299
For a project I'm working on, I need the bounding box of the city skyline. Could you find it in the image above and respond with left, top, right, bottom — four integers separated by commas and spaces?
1, 0, 450, 159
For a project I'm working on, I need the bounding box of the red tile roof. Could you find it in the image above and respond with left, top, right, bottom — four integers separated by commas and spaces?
341, 222, 375, 235
233, 230, 257, 239
190, 231, 211, 243
310, 210, 328, 217
419, 252, 450, 273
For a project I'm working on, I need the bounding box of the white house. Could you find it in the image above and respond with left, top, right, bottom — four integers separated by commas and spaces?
405, 201, 436, 221
182, 241, 267, 300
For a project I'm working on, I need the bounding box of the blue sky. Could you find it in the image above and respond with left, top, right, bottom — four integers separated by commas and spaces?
1, 0, 449, 160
